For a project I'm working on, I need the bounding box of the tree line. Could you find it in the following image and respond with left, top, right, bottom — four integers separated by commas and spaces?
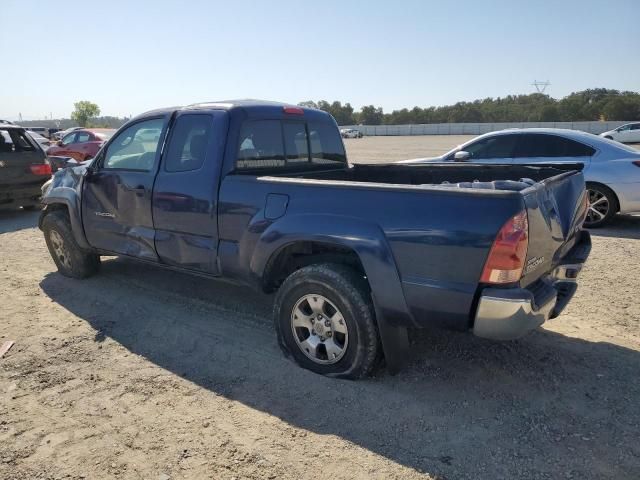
299, 89, 640, 125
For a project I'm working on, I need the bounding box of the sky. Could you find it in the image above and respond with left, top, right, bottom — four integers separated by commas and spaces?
1, 0, 638, 120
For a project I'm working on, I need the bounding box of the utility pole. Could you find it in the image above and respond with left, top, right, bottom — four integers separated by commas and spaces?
532, 80, 551, 94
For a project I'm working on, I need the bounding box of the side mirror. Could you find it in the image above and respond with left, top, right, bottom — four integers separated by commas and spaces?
454, 151, 471, 161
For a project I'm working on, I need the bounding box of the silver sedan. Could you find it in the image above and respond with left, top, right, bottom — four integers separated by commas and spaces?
401, 128, 640, 227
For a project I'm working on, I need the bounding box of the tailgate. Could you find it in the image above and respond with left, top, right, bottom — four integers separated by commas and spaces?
520, 170, 588, 287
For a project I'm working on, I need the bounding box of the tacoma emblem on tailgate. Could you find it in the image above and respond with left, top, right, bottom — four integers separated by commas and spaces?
524, 256, 545, 275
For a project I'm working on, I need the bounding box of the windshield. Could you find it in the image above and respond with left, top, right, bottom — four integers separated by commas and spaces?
94, 130, 116, 140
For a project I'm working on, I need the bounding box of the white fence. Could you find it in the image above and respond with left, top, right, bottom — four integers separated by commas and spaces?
340, 121, 630, 136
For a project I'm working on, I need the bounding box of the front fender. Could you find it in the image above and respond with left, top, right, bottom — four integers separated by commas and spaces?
39, 166, 90, 250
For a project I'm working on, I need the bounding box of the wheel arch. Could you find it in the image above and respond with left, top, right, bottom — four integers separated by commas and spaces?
251, 214, 414, 372
40, 189, 90, 249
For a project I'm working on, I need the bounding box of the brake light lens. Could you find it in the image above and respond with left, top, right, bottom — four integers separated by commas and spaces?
283, 106, 304, 115
480, 210, 529, 284
30, 163, 52, 176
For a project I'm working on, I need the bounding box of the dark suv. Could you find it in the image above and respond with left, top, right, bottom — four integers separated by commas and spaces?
0, 125, 52, 210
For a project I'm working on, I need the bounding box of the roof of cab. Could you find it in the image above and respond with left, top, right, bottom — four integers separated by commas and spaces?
132, 99, 327, 121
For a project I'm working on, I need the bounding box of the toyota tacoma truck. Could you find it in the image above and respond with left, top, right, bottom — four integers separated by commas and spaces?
40, 100, 591, 378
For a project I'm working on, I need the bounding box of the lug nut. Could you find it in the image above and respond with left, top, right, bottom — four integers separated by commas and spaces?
324, 320, 330, 327
311, 329, 316, 335
327, 331, 332, 337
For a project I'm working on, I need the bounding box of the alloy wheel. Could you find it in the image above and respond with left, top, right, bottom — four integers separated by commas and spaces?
49, 230, 72, 269
585, 188, 609, 226
290, 294, 349, 364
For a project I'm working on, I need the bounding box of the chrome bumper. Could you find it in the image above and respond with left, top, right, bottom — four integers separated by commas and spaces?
473, 286, 558, 340
473, 230, 591, 341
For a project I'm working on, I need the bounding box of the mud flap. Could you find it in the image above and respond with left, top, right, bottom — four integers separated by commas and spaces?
374, 303, 410, 375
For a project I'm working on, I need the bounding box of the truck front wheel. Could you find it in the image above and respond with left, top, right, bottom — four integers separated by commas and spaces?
274, 263, 380, 379
42, 210, 100, 279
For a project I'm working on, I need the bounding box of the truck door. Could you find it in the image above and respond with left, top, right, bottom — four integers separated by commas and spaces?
152, 111, 228, 274
81, 116, 168, 259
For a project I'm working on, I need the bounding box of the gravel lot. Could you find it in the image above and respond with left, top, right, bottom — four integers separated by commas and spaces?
1, 136, 639, 480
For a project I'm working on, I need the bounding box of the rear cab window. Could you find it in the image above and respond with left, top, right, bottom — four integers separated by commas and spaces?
236, 119, 346, 171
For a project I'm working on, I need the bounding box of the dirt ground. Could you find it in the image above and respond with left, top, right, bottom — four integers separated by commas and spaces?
1, 136, 639, 480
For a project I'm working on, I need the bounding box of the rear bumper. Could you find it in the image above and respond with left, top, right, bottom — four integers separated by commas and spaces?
473, 230, 591, 340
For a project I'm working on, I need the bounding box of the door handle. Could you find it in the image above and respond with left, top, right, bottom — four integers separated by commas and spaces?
124, 185, 146, 196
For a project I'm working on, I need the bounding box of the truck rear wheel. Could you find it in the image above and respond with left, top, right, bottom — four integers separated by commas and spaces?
42, 210, 100, 279
274, 263, 380, 379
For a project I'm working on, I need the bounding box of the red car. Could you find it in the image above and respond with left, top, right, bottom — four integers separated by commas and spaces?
46, 128, 115, 162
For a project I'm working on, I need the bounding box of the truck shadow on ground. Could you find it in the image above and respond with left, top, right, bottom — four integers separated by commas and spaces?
39, 258, 640, 479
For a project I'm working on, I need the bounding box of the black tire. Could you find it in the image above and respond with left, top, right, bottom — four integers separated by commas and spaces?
274, 263, 380, 379
42, 210, 100, 279
584, 183, 618, 228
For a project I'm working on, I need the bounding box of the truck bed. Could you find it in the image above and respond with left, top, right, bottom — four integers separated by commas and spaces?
286, 162, 583, 191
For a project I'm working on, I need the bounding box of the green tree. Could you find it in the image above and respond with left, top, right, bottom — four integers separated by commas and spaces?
358, 105, 384, 125
298, 100, 318, 109
71, 101, 101, 127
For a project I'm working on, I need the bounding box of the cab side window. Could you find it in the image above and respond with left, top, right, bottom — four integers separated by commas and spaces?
164, 114, 212, 172
103, 118, 164, 171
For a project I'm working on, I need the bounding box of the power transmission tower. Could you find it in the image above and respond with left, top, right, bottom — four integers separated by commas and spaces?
532, 80, 551, 93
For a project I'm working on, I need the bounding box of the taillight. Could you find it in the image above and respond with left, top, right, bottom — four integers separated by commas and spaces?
480, 210, 529, 284
30, 163, 52, 176
283, 106, 304, 115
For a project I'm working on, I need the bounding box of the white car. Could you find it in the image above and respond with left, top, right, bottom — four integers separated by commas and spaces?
26, 131, 52, 150
53, 126, 83, 141
340, 128, 363, 139
401, 128, 640, 227
600, 122, 640, 144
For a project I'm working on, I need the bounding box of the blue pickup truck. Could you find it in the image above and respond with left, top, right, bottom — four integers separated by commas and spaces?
40, 100, 591, 378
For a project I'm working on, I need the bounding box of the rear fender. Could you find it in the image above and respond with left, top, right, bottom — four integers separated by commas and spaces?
252, 214, 412, 372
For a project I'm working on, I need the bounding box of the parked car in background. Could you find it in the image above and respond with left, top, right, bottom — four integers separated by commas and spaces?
27, 131, 52, 149
0, 119, 16, 125
401, 128, 640, 227
53, 127, 83, 141
600, 122, 640, 143
27, 126, 51, 139
46, 128, 115, 162
340, 128, 363, 138
40, 100, 590, 378
0, 124, 51, 210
